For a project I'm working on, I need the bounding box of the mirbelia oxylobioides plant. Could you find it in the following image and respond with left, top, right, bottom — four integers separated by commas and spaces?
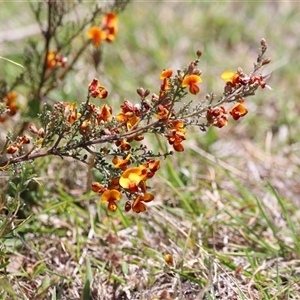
0, 1, 271, 216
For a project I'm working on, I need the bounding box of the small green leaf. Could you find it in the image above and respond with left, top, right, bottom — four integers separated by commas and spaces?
9, 181, 17, 191
81, 258, 93, 300
0, 279, 18, 300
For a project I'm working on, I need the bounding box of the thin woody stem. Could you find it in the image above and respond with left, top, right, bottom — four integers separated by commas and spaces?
37, 1, 53, 98
0, 118, 166, 168
179, 85, 245, 121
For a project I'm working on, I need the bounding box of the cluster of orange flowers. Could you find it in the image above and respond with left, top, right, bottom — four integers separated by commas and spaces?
0, 92, 18, 122
46, 51, 67, 69
88, 81, 158, 213
206, 69, 268, 128
205, 69, 270, 128
58, 98, 112, 135
90, 64, 206, 211
6, 135, 30, 154
92, 159, 160, 213
153, 66, 203, 152
87, 12, 118, 47
206, 101, 248, 128
45, 12, 118, 72
159, 64, 202, 97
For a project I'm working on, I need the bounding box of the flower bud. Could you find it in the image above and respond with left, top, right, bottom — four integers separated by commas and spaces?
125, 201, 131, 212
188, 62, 195, 75
260, 38, 267, 47
196, 50, 202, 57
38, 128, 45, 138
144, 89, 150, 97
164, 254, 174, 267
262, 57, 271, 66
151, 93, 159, 102
136, 87, 145, 97
237, 67, 243, 74
192, 68, 202, 76
29, 123, 38, 134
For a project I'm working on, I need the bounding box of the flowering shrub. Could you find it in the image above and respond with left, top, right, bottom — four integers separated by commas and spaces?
0, 1, 271, 220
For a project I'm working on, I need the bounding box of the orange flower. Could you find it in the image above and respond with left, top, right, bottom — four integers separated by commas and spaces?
108, 177, 121, 190
119, 166, 147, 192
46, 52, 56, 69
4, 92, 18, 116
146, 160, 160, 173
155, 104, 169, 119
173, 142, 184, 152
102, 12, 118, 42
46, 51, 67, 69
144, 159, 160, 178
120, 99, 141, 116
167, 130, 186, 152
221, 70, 240, 85
112, 154, 131, 169
181, 75, 202, 95
206, 106, 228, 128
101, 189, 121, 212
116, 139, 131, 151
160, 78, 170, 91
98, 86, 108, 99
165, 120, 187, 152
160, 68, 173, 80
126, 114, 140, 130
80, 120, 92, 134
105, 27, 117, 43
64, 102, 81, 124
1, 91, 18, 122
19, 136, 30, 144
6, 135, 30, 154
88, 13, 118, 46
229, 103, 248, 120
132, 193, 154, 213
214, 114, 228, 128
172, 120, 186, 134
7, 143, 20, 154
132, 181, 154, 213
92, 182, 107, 194
97, 104, 112, 122
88, 78, 108, 99
115, 111, 140, 131
115, 112, 128, 123
87, 27, 107, 47
103, 12, 118, 29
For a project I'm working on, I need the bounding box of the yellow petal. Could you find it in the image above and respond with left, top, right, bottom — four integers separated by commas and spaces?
221, 70, 236, 83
